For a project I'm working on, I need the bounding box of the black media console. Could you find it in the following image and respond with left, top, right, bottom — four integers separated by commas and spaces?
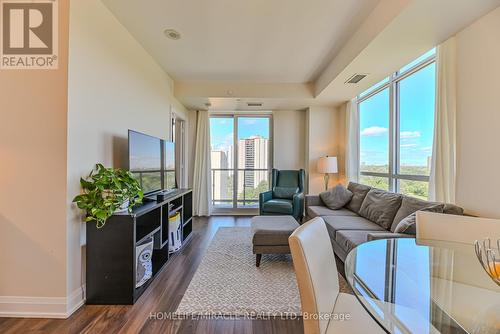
86, 188, 193, 304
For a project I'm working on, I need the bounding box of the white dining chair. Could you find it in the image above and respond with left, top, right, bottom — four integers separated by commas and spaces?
289, 217, 385, 334
416, 211, 500, 244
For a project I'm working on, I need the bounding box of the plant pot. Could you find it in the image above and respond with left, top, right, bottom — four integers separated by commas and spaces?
115, 199, 130, 213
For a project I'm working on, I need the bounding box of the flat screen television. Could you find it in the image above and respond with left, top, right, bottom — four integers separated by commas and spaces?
128, 130, 176, 194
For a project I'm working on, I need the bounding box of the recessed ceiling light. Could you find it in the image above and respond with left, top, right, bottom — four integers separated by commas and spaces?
164, 29, 181, 40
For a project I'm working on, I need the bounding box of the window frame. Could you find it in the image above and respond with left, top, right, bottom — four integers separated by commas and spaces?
209, 113, 274, 212
357, 52, 436, 195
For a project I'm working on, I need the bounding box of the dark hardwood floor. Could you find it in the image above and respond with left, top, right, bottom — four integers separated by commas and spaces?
0, 216, 304, 334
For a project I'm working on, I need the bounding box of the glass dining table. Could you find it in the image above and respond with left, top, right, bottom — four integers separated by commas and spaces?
344, 238, 500, 334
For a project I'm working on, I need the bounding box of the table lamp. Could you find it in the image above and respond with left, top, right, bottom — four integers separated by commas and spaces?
317, 156, 338, 191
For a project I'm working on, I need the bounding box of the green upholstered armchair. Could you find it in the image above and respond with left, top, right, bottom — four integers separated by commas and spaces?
259, 169, 305, 221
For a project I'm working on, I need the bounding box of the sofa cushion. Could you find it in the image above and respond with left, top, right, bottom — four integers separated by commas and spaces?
273, 186, 299, 199
307, 206, 358, 219
345, 182, 371, 214
359, 189, 402, 230
390, 195, 465, 232
320, 184, 353, 210
335, 230, 373, 253
262, 199, 293, 215
394, 204, 445, 235
323, 216, 386, 234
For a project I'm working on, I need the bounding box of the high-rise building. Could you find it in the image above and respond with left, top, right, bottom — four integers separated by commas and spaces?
237, 136, 268, 194
211, 150, 229, 203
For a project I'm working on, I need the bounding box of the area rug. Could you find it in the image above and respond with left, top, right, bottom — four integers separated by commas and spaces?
174, 227, 352, 317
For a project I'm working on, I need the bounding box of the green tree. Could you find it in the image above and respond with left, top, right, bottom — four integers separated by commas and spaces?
239, 180, 269, 201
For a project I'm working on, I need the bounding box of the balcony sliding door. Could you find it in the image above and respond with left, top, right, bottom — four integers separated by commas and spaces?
210, 115, 272, 211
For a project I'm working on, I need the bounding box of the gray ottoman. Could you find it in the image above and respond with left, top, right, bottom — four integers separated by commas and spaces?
251, 215, 300, 267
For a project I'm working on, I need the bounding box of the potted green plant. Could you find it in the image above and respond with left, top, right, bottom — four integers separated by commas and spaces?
73, 164, 144, 228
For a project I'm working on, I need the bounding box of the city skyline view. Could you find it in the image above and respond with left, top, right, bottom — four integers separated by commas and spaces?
210, 117, 271, 207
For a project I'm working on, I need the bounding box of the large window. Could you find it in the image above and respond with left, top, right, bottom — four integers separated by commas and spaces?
358, 48, 436, 199
210, 115, 272, 210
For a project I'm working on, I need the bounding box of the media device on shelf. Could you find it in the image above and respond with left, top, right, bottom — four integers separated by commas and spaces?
128, 130, 176, 201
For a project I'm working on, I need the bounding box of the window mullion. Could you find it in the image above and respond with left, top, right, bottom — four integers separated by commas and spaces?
394, 77, 401, 193
233, 116, 238, 209
388, 77, 396, 192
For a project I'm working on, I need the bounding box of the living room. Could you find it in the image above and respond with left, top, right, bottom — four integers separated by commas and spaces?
1, 0, 500, 333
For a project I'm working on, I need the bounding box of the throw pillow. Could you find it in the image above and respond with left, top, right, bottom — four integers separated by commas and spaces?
395, 204, 445, 235
358, 189, 402, 230
273, 186, 299, 199
391, 195, 435, 232
345, 182, 371, 213
319, 184, 353, 210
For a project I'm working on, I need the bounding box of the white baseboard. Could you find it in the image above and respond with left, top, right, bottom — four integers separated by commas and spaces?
0, 285, 85, 319
67, 284, 86, 317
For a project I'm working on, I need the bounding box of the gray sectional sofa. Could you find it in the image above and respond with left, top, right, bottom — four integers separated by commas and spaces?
305, 182, 464, 262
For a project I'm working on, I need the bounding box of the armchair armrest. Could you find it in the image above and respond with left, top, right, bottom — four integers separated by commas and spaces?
259, 190, 273, 215
367, 232, 414, 241
293, 192, 305, 221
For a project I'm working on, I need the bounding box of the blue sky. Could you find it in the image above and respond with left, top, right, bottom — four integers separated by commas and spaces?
210, 117, 270, 151
360, 50, 436, 167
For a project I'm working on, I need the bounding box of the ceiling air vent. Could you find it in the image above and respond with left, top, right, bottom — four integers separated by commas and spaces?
247, 102, 263, 107
345, 73, 368, 84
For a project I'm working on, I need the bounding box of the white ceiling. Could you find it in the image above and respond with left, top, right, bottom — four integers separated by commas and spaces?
102, 0, 379, 83
102, 0, 500, 110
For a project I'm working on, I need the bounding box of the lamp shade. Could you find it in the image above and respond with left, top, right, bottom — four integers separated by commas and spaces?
317, 156, 338, 174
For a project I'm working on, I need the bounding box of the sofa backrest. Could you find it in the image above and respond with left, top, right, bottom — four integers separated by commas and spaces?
344, 182, 464, 232
390, 195, 464, 232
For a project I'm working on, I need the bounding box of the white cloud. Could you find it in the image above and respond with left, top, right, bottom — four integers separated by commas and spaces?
421, 146, 433, 152
242, 119, 257, 125
400, 131, 421, 139
361, 126, 388, 136
401, 143, 418, 148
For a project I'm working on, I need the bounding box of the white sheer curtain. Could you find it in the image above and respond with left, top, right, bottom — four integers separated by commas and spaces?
192, 110, 212, 216
345, 99, 360, 183
429, 37, 457, 203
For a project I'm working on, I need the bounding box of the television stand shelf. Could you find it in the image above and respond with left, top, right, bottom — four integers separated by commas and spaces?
86, 188, 193, 305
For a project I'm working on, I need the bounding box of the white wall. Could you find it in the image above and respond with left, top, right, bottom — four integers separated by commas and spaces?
0, 0, 69, 317
455, 6, 500, 218
67, 0, 188, 312
306, 107, 343, 194
273, 110, 306, 170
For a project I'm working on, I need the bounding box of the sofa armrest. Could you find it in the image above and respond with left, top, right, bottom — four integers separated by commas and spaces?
293, 192, 305, 220
367, 232, 414, 241
259, 190, 273, 215
305, 194, 324, 208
